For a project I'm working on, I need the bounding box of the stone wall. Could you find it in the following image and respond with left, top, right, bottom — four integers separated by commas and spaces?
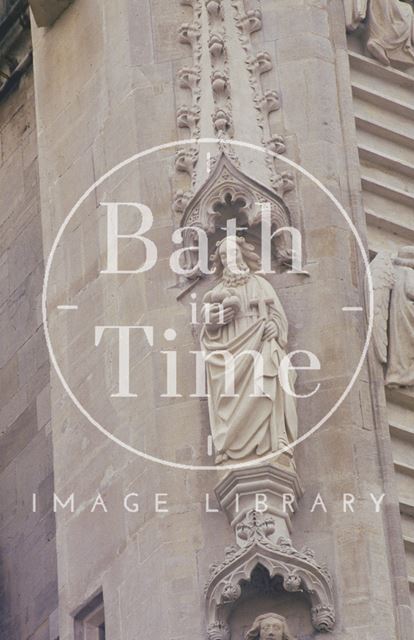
30, 1, 411, 639
0, 68, 58, 640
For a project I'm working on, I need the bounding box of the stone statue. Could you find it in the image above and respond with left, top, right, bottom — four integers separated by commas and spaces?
200, 236, 298, 464
370, 246, 414, 387
345, 0, 414, 66
245, 613, 294, 640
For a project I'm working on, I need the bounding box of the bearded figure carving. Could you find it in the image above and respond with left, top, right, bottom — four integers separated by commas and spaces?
245, 613, 295, 640
200, 236, 298, 464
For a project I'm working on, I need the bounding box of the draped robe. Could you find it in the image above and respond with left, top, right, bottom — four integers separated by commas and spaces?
344, 0, 414, 66
386, 266, 414, 387
367, 0, 414, 65
200, 274, 298, 461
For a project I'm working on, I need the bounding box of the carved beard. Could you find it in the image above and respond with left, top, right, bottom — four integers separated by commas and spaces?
221, 264, 251, 287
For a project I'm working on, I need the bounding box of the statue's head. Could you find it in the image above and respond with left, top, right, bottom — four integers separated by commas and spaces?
211, 236, 261, 278
245, 613, 294, 640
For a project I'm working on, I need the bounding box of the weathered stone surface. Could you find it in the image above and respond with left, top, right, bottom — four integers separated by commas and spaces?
0, 69, 57, 640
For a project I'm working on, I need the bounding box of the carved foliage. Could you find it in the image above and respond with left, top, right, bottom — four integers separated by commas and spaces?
231, 1, 287, 189
257, 90, 281, 115
212, 69, 229, 96
178, 21, 201, 45
176, 0, 203, 205
175, 149, 198, 175
266, 134, 286, 155
206, 0, 222, 16
207, 621, 231, 640
177, 105, 201, 135
236, 509, 276, 548
209, 32, 225, 57
247, 51, 273, 76
212, 108, 233, 134
311, 604, 336, 632
236, 9, 262, 35
178, 65, 201, 91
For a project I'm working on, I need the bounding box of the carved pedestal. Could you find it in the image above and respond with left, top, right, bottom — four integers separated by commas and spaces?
205, 508, 335, 636
206, 464, 335, 637
215, 463, 303, 539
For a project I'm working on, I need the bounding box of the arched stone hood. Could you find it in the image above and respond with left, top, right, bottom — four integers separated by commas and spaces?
176, 151, 296, 275
180, 151, 292, 234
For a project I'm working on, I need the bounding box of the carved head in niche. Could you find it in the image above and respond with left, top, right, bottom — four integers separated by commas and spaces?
245, 613, 294, 640
211, 236, 260, 278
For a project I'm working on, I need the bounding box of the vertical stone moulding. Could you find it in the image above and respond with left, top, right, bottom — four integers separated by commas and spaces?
173, 6, 336, 631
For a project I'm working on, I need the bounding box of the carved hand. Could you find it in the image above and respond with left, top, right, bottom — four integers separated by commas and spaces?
206, 303, 235, 327
262, 320, 278, 341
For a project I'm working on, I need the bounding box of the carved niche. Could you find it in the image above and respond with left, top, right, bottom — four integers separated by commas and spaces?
205, 510, 335, 638
178, 151, 294, 277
